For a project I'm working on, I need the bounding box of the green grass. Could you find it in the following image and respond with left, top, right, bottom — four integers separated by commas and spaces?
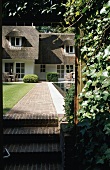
3, 83, 35, 114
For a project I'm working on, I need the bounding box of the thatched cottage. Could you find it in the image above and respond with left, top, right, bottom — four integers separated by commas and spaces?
2, 26, 75, 81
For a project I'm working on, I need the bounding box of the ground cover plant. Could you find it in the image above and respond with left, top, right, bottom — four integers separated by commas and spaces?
3, 83, 35, 114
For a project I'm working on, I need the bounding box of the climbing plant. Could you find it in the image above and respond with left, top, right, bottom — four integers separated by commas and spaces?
63, 0, 110, 169
64, 84, 75, 129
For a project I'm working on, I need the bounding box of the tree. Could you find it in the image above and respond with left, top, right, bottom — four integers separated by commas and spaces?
2, 0, 66, 25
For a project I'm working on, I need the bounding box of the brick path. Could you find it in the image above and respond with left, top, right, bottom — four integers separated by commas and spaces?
6, 82, 57, 118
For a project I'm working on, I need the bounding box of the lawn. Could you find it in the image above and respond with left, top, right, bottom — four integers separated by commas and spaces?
3, 83, 35, 114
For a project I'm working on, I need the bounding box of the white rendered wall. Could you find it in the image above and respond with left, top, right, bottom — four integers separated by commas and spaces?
35, 64, 56, 80
2, 59, 34, 81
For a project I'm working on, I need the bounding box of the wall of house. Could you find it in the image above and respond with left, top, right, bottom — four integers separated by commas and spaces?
35, 64, 75, 81
46, 64, 56, 73
25, 60, 34, 75
35, 64, 56, 80
2, 59, 34, 81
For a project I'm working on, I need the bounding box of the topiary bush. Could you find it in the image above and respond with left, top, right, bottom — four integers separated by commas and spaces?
46, 72, 59, 82
23, 74, 38, 83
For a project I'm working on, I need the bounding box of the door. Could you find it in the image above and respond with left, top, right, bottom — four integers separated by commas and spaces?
57, 65, 64, 80
5, 63, 13, 74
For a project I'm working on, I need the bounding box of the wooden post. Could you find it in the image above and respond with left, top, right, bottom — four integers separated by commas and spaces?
74, 53, 79, 124
74, 27, 83, 125
0, 0, 3, 168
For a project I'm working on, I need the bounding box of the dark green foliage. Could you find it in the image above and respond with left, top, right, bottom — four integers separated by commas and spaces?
75, 1, 110, 168
46, 72, 59, 82
23, 74, 38, 83
63, 0, 110, 169
63, 84, 75, 128
2, 1, 65, 26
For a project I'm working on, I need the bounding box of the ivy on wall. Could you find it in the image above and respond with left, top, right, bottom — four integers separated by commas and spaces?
63, 0, 110, 169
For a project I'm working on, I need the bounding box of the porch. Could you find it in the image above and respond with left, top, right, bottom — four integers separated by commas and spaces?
2, 72, 19, 82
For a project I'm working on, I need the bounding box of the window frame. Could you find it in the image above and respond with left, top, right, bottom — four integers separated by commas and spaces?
57, 65, 64, 78
66, 65, 74, 73
16, 62, 25, 79
10, 37, 22, 47
40, 64, 46, 72
64, 45, 75, 54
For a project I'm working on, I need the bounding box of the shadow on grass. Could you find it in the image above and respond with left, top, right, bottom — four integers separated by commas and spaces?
3, 108, 11, 114
3, 83, 22, 86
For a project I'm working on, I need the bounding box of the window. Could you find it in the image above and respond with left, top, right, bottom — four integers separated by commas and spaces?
66, 65, 73, 73
16, 63, 25, 78
10, 37, 22, 47
5, 63, 13, 74
40, 65, 45, 72
65, 46, 74, 54
57, 65, 64, 78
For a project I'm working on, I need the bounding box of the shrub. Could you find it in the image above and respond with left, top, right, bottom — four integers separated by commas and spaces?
23, 74, 38, 83
63, 84, 75, 128
46, 72, 59, 82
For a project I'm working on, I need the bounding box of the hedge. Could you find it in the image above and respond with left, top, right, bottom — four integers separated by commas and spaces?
46, 72, 59, 82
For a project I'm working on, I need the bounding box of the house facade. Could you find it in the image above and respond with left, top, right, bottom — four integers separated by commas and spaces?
2, 26, 75, 81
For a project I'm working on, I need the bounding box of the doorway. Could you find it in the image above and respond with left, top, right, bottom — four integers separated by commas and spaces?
5, 63, 13, 74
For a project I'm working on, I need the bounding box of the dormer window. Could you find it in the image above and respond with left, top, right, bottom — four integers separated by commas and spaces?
10, 37, 22, 47
65, 45, 74, 54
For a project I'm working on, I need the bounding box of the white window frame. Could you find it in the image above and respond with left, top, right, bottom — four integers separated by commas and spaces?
57, 65, 64, 79
66, 65, 74, 73
9, 37, 22, 47
64, 45, 75, 54
16, 62, 25, 79
40, 64, 46, 72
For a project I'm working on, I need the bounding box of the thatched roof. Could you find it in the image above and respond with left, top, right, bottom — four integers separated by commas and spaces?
62, 39, 74, 46
35, 33, 75, 64
6, 28, 24, 37
2, 26, 39, 60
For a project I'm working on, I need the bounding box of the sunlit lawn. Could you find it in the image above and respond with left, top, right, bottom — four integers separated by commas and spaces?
3, 83, 35, 114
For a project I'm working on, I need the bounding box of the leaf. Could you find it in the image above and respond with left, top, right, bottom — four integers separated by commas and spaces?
86, 80, 92, 86
100, 7, 107, 14
102, 91, 109, 101
92, 80, 98, 86
105, 149, 110, 159
102, 71, 108, 77
66, 21, 69, 24
78, 119, 90, 127
94, 94, 100, 101
75, 11, 80, 16
107, 66, 110, 71
82, 100, 88, 106
104, 123, 110, 135
82, 7, 88, 13
89, 69, 96, 76
96, 159, 104, 164
85, 91, 93, 98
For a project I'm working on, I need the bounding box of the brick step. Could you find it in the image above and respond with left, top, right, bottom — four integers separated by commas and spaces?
3, 127, 60, 143
4, 163, 62, 170
4, 142, 61, 163
3, 114, 58, 127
